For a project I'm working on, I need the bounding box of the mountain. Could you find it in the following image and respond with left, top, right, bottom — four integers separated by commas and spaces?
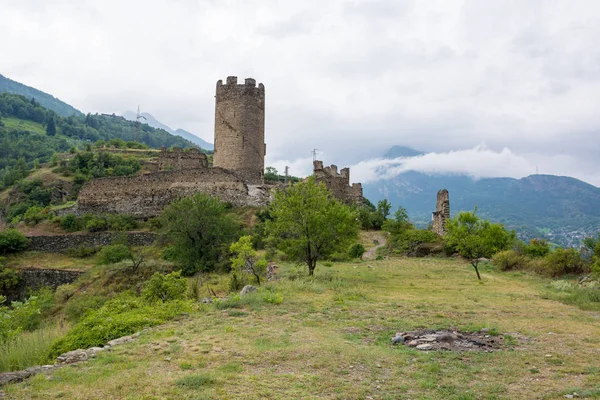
121, 111, 214, 151
0, 73, 81, 117
362, 147, 600, 246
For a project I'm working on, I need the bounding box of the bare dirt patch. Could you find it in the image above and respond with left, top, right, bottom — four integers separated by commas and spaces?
392, 328, 512, 352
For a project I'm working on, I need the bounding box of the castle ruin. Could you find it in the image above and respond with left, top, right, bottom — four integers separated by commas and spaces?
76, 76, 365, 218
213, 77, 265, 184
312, 160, 363, 204
432, 189, 450, 236
77, 76, 269, 218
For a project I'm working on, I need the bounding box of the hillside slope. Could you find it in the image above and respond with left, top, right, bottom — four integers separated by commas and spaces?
362, 147, 600, 246
121, 111, 214, 151
0, 74, 81, 117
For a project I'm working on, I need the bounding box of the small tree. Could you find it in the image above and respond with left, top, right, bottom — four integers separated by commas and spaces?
230, 235, 266, 285
266, 178, 359, 276
445, 210, 515, 280
160, 193, 239, 275
46, 116, 56, 136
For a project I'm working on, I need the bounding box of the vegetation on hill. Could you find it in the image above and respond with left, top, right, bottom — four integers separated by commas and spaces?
0, 74, 81, 117
0, 93, 196, 174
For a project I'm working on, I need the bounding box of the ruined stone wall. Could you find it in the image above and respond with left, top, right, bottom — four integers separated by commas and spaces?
3, 269, 82, 302
432, 189, 450, 236
157, 148, 208, 171
77, 168, 265, 218
213, 76, 265, 184
313, 160, 364, 204
26, 232, 157, 253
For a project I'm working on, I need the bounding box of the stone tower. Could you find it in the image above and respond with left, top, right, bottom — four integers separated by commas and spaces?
213, 76, 265, 184
432, 189, 450, 236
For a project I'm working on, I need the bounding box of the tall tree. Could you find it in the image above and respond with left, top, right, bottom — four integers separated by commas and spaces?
46, 116, 56, 136
160, 193, 239, 275
445, 209, 515, 280
266, 178, 359, 276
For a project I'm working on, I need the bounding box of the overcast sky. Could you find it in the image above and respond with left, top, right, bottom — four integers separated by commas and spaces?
2, 0, 600, 185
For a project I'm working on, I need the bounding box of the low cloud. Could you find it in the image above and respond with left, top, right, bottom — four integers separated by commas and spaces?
268, 145, 600, 187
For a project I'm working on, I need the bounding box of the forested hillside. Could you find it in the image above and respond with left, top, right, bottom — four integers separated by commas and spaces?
0, 74, 81, 117
0, 93, 196, 177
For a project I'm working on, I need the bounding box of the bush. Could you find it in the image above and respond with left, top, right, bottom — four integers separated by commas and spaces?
97, 244, 130, 265
60, 214, 83, 232
492, 250, 529, 271
85, 216, 108, 232
106, 214, 138, 231
524, 239, 551, 258
542, 248, 587, 277
348, 243, 366, 260
49, 293, 192, 357
68, 245, 100, 258
64, 294, 108, 322
23, 206, 51, 224
0, 258, 19, 291
142, 271, 187, 303
390, 228, 440, 255
0, 229, 29, 255
1, 289, 54, 343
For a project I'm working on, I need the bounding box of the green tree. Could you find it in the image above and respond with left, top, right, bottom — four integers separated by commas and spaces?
46, 116, 56, 136
264, 166, 279, 182
266, 178, 359, 276
160, 193, 239, 275
445, 210, 515, 280
230, 235, 267, 285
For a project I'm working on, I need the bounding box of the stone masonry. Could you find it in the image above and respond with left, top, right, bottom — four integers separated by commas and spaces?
313, 160, 363, 204
156, 147, 208, 171
213, 76, 266, 184
432, 189, 450, 236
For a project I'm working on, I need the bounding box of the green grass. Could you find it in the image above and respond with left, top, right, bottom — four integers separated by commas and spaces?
2, 117, 47, 135
4, 258, 600, 399
0, 324, 69, 372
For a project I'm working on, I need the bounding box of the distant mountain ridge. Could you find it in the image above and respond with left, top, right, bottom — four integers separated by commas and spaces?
362, 146, 600, 246
121, 111, 214, 151
0, 73, 81, 117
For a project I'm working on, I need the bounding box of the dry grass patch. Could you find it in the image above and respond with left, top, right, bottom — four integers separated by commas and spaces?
5, 258, 600, 399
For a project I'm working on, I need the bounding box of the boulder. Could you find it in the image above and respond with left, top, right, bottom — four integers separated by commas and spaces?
240, 285, 257, 295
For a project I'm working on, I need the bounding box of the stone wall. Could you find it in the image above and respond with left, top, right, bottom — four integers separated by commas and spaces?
432, 189, 450, 236
213, 76, 265, 184
77, 168, 268, 218
313, 160, 363, 204
3, 268, 82, 302
156, 147, 208, 171
27, 232, 157, 253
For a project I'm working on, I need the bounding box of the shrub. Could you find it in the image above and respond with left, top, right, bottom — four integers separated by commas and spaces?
1, 289, 54, 343
142, 271, 187, 303
68, 245, 100, 258
64, 294, 108, 322
60, 214, 83, 232
492, 250, 529, 271
85, 216, 108, 232
106, 214, 138, 231
161, 245, 178, 261
0, 258, 19, 291
524, 239, 551, 258
97, 244, 130, 265
348, 243, 366, 260
542, 248, 587, 277
49, 293, 192, 357
23, 206, 51, 224
0, 229, 29, 255
391, 228, 440, 255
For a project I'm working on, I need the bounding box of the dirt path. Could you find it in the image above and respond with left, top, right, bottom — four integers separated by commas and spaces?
363, 232, 387, 260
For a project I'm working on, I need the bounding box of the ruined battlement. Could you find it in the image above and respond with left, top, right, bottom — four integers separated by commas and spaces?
156, 147, 208, 171
214, 76, 265, 184
77, 168, 269, 218
432, 189, 450, 236
313, 160, 363, 204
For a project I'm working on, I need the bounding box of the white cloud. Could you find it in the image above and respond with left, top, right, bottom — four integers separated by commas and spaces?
1, 0, 600, 183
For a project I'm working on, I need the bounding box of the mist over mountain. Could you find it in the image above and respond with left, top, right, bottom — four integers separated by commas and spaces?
362, 146, 600, 246
0, 73, 81, 117
121, 111, 213, 151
